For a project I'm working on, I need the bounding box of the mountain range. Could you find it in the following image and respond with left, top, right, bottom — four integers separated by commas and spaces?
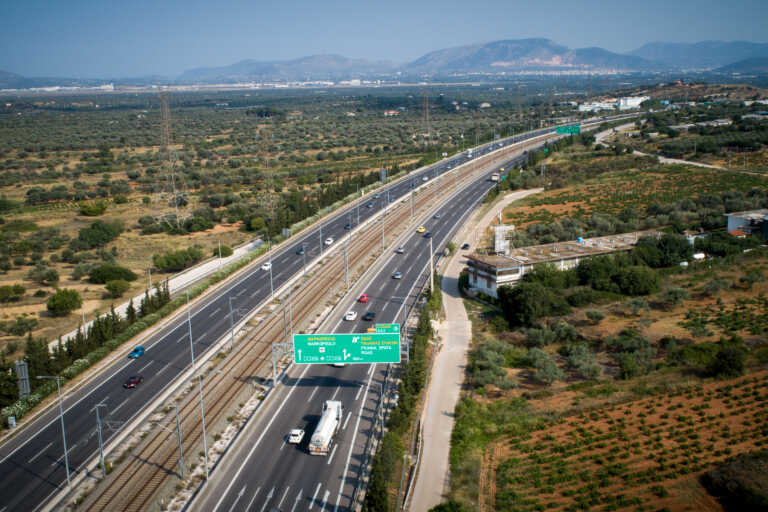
3, 38, 768, 89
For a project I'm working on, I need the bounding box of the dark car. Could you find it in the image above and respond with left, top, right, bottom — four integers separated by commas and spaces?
124, 375, 144, 389
461, 243, 470, 250
296, 246, 305, 255
424, 232, 432, 238
344, 223, 352, 230
363, 311, 376, 321
366, 202, 374, 208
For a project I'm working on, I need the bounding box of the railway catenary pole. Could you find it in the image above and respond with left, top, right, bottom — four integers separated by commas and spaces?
175, 403, 184, 479
302, 243, 307, 278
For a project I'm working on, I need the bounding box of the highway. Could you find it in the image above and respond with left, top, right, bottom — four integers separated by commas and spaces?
0, 113, 636, 511
0, 124, 556, 512
193, 149, 529, 512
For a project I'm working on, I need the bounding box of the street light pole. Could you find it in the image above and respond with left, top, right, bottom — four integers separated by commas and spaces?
94, 402, 107, 478
186, 291, 195, 370
38, 376, 70, 486
302, 244, 307, 279
228, 296, 235, 350
381, 212, 384, 252
429, 236, 434, 293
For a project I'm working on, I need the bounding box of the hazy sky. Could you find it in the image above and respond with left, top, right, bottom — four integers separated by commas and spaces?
2, 0, 767, 78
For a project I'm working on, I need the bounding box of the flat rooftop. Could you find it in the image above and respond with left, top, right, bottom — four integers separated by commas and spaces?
468, 230, 661, 268
724, 209, 768, 221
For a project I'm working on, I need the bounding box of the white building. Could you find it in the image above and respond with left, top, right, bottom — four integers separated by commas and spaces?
578, 101, 616, 112
466, 231, 659, 298
617, 96, 650, 110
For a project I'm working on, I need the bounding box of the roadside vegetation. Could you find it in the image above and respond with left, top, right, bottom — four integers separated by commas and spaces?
442, 117, 768, 511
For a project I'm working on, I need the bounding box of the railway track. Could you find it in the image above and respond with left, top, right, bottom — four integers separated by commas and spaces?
82, 151, 504, 512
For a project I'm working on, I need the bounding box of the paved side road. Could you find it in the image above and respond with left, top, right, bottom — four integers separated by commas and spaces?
408, 189, 541, 511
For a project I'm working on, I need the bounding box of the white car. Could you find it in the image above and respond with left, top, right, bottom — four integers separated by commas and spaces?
422, 176, 428, 182
325, 237, 334, 245
261, 262, 272, 271
396, 246, 405, 254
344, 311, 358, 321
332, 363, 347, 367
287, 428, 305, 444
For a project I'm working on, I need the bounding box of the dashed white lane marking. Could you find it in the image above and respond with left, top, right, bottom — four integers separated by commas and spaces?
309, 483, 321, 510
326, 444, 338, 465
111, 398, 129, 415
306, 386, 319, 403
157, 362, 172, 375
138, 360, 154, 373
28, 442, 52, 463
320, 490, 330, 510
277, 486, 290, 509
209, 307, 221, 318
354, 385, 364, 401
243, 486, 260, 512
342, 410, 352, 430
367, 365, 374, 376
330, 386, 341, 400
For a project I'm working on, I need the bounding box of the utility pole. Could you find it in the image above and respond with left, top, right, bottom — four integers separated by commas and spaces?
410, 190, 414, 220
302, 244, 307, 278
198, 373, 210, 479
268, 251, 274, 300
94, 402, 108, 478
37, 376, 70, 486
381, 211, 385, 252
148, 268, 152, 289
218, 240, 222, 266
319, 224, 323, 254
186, 291, 195, 370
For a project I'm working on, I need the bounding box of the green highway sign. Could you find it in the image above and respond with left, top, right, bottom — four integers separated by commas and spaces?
375, 323, 400, 334
556, 124, 581, 135
293, 332, 401, 364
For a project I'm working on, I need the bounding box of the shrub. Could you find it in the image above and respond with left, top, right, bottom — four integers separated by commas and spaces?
153, 247, 204, 272
498, 282, 571, 328
46, 289, 83, 316
26, 265, 59, 286
707, 346, 745, 379
213, 245, 234, 258
703, 279, 729, 297
70, 220, 124, 251
0, 284, 25, 302
105, 279, 131, 298
89, 264, 138, 284
586, 310, 605, 325
661, 287, 691, 307
615, 266, 660, 296
113, 194, 128, 204
79, 200, 108, 216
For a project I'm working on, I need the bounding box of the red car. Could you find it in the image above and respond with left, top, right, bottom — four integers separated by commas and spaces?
124, 375, 144, 389
358, 293, 369, 303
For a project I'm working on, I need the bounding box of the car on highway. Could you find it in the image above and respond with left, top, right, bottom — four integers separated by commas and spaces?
363, 311, 376, 321
366, 202, 374, 208
424, 232, 432, 238
422, 176, 428, 182
261, 262, 272, 271
434, 212, 441, 219
332, 363, 347, 367
296, 246, 305, 255
344, 311, 358, 321
396, 245, 404, 254
373, 193, 380, 199
123, 375, 144, 389
392, 271, 403, 279
287, 428, 305, 444
416, 226, 426, 233
344, 223, 352, 230
358, 293, 369, 303
461, 243, 470, 250
128, 346, 145, 359
325, 237, 334, 245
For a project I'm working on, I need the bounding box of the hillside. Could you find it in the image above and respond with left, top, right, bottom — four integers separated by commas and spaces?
716, 57, 768, 75
631, 40, 768, 70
